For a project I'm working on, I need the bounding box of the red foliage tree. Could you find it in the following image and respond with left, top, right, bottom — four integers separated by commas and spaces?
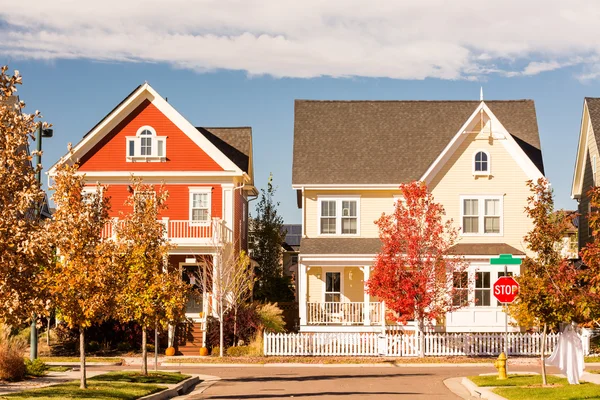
366, 181, 467, 356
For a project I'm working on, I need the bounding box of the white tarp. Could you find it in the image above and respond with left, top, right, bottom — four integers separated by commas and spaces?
545, 324, 585, 384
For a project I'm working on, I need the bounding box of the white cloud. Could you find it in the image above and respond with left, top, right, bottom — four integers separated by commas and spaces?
1, 0, 600, 80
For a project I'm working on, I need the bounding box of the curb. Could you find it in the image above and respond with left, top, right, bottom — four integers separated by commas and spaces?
139, 375, 200, 400
162, 362, 493, 368
45, 362, 122, 367
461, 377, 507, 400
178, 375, 221, 399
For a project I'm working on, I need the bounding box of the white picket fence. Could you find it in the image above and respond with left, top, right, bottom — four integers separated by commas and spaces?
263, 331, 581, 357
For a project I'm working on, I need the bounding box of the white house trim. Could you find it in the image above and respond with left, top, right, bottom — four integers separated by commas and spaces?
572, 100, 592, 199
48, 83, 243, 176
420, 101, 544, 184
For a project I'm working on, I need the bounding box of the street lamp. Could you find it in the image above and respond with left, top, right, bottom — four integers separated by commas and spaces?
30, 122, 53, 361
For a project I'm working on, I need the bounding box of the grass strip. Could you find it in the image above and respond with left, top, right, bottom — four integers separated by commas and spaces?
89, 371, 190, 384
469, 374, 564, 387
0, 381, 165, 400
494, 382, 600, 400
40, 357, 123, 363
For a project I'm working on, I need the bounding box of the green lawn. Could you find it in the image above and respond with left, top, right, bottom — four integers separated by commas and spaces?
88, 371, 190, 384
40, 357, 123, 364
0, 381, 165, 400
469, 374, 600, 400
586, 356, 600, 363
0, 371, 190, 399
46, 366, 71, 372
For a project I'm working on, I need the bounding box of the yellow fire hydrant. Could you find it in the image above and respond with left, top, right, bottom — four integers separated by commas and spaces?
494, 352, 508, 380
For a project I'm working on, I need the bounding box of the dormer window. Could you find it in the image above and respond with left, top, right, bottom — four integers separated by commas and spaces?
126, 126, 167, 161
473, 150, 490, 175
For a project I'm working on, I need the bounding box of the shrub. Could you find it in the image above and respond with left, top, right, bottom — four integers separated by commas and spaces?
206, 305, 260, 349
146, 344, 155, 353
116, 342, 131, 352
25, 359, 47, 377
86, 340, 100, 352
211, 346, 220, 356
257, 303, 285, 333
226, 345, 251, 357
0, 324, 26, 381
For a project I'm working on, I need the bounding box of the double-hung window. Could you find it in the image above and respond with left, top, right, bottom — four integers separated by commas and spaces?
452, 272, 469, 307
461, 196, 502, 235
475, 271, 491, 306
189, 188, 211, 224
126, 126, 167, 161
319, 197, 359, 235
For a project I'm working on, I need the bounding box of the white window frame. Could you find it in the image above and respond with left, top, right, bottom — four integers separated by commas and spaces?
473, 150, 491, 176
189, 187, 212, 225
460, 195, 503, 236
317, 196, 361, 236
126, 126, 167, 162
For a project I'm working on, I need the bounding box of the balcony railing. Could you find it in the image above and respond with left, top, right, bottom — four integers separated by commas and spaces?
102, 217, 232, 245
307, 302, 382, 325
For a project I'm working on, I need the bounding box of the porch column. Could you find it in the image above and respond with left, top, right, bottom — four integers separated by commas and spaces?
362, 266, 371, 326
299, 263, 307, 326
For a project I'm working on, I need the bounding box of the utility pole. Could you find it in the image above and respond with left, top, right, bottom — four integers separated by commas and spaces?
30, 122, 53, 361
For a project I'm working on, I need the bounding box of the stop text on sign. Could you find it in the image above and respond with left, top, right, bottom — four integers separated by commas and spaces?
492, 276, 519, 303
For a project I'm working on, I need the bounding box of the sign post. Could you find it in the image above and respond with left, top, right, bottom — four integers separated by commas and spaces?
490, 254, 522, 371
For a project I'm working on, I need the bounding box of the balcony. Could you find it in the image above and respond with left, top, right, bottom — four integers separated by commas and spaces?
102, 217, 232, 246
307, 302, 382, 326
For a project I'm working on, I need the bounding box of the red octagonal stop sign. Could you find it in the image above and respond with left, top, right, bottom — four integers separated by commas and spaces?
493, 276, 519, 303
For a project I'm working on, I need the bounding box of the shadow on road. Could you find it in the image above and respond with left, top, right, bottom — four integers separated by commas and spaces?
224, 372, 430, 383
202, 391, 418, 399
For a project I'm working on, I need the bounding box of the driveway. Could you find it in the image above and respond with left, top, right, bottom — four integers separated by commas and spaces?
168, 364, 547, 399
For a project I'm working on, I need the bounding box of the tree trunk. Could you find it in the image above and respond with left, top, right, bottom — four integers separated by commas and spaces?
541, 323, 547, 385
47, 318, 50, 346
79, 328, 87, 389
219, 310, 224, 357
418, 319, 425, 358
141, 327, 148, 375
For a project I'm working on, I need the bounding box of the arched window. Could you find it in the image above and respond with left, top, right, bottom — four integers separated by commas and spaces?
474, 151, 490, 174
127, 126, 166, 161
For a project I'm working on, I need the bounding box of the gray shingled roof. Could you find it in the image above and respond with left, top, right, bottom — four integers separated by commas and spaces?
292, 100, 544, 185
586, 98, 600, 144
300, 238, 524, 256
196, 127, 252, 175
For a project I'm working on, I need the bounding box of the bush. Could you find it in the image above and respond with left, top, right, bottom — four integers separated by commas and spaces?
86, 340, 100, 352
257, 303, 285, 333
226, 345, 251, 357
25, 359, 47, 377
146, 344, 155, 353
116, 342, 131, 352
0, 324, 26, 381
206, 304, 260, 350
211, 346, 220, 356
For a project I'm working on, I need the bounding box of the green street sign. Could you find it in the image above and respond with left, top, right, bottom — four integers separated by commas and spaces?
490, 254, 523, 265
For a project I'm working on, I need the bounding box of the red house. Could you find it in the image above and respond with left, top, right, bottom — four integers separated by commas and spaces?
48, 83, 257, 354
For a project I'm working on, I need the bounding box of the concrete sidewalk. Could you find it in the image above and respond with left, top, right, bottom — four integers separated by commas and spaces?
0, 369, 106, 395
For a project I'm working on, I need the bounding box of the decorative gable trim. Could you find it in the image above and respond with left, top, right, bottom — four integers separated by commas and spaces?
420, 101, 544, 184
571, 100, 591, 199
48, 83, 243, 177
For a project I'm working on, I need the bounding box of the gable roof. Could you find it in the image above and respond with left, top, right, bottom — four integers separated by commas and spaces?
292, 100, 543, 185
585, 97, 600, 143
572, 98, 599, 198
48, 83, 247, 178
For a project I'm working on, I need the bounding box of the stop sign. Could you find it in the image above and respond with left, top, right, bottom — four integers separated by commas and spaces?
493, 276, 519, 303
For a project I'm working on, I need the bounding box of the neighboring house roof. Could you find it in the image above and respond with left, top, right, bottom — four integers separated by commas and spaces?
292, 100, 543, 185
300, 238, 525, 256
572, 98, 600, 198
281, 224, 302, 252
197, 127, 252, 175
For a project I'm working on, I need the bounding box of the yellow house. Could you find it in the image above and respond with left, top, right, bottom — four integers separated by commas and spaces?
292, 99, 545, 333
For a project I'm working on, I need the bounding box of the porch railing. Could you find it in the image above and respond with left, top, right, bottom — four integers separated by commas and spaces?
307, 302, 382, 325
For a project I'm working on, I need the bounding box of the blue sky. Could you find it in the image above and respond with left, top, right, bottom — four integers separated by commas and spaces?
10, 59, 595, 223
3, 1, 600, 223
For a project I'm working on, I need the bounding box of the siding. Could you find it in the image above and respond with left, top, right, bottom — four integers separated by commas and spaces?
579, 122, 598, 248
93, 183, 223, 220
307, 267, 322, 302
78, 99, 223, 172
344, 267, 364, 302
233, 185, 248, 251
429, 130, 533, 254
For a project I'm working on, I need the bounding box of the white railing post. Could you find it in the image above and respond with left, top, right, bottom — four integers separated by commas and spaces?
363, 266, 370, 326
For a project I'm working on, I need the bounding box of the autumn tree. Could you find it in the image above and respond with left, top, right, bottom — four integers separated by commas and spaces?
48, 159, 118, 389
251, 174, 292, 302
578, 186, 600, 325
0, 66, 51, 325
508, 178, 584, 385
366, 181, 467, 357
115, 179, 189, 375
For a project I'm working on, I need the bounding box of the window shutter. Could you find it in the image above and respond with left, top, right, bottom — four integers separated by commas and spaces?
128, 139, 135, 157
157, 138, 164, 157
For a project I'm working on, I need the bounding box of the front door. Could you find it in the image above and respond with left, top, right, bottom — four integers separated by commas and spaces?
182, 265, 204, 315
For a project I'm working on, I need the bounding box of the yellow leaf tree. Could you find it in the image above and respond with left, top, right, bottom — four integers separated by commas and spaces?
115, 178, 189, 375
48, 160, 118, 389
0, 66, 52, 325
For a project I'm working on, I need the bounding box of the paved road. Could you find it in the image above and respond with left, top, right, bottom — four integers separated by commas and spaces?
162, 364, 557, 399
